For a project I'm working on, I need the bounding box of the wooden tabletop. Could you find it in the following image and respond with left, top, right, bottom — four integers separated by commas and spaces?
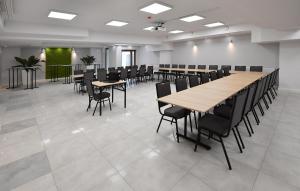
159, 67, 213, 73
92, 80, 126, 88
158, 72, 266, 113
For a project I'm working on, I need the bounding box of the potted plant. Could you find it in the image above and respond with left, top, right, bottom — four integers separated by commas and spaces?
81, 55, 95, 71
15, 56, 44, 87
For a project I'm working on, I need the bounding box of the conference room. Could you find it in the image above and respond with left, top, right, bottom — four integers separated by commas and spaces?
0, 0, 300, 191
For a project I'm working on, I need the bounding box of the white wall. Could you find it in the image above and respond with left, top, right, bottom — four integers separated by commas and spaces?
172, 34, 279, 72
279, 41, 300, 91
72, 48, 90, 65
0, 47, 21, 86
90, 48, 104, 68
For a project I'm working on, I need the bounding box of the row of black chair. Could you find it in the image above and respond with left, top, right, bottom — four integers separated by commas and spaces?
156, 68, 279, 170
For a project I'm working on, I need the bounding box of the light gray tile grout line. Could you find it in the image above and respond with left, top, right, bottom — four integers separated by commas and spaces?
35, 122, 61, 191
250, 91, 287, 191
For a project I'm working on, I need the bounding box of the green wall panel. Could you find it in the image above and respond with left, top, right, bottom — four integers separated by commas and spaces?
45, 48, 72, 79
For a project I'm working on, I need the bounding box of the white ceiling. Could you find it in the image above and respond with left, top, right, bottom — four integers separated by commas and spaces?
8, 0, 300, 36
1, 0, 300, 47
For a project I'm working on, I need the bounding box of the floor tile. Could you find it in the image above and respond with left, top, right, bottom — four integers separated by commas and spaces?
170, 173, 215, 191
120, 151, 185, 191
0, 152, 51, 191
12, 174, 57, 191
1, 118, 37, 134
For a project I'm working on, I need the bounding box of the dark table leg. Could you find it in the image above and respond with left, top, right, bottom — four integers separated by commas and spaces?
99, 87, 102, 116
112, 85, 114, 103
8, 69, 11, 89
16, 69, 19, 87
124, 83, 127, 108
12, 68, 15, 88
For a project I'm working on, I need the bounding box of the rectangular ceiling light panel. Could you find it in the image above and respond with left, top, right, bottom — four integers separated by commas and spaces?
48, 11, 77, 20
140, 3, 172, 14
205, 22, 224, 28
180, 15, 204, 22
106, 20, 128, 27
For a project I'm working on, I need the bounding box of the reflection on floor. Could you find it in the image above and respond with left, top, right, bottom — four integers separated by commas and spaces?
0, 82, 299, 191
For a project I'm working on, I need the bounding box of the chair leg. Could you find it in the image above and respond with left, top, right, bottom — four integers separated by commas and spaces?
269, 89, 276, 99
219, 136, 232, 170
243, 117, 252, 137
257, 102, 265, 116
266, 92, 273, 104
232, 128, 243, 153
272, 87, 278, 96
87, 98, 91, 112
189, 114, 193, 133
108, 98, 112, 111
175, 119, 180, 143
262, 96, 269, 109
252, 108, 260, 125
246, 114, 254, 134
93, 102, 99, 116
156, 116, 164, 133
193, 111, 198, 129
235, 127, 245, 149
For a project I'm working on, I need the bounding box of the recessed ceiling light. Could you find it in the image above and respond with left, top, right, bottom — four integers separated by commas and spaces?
180, 15, 204, 22
140, 3, 172, 14
169, 30, 184, 34
48, 11, 77, 20
144, 26, 154, 31
106, 20, 128, 27
205, 22, 224, 28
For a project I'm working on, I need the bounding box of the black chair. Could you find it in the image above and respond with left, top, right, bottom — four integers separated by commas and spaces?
195, 89, 249, 170
73, 70, 83, 92
250, 78, 265, 125
97, 69, 107, 82
145, 66, 154, 81
156, 82, 191, 142
154, 64, 165, 80
235, 66, 247, 71
189, 75, 200, 88
209, 65, 218, 70
175, 78, 196, 131
84, 73, 111, 116
198, 65, 206, 69
216, 70, 224, 79
221, 65, 231, 71
200, 73, 210, 84
210, 71, 218, 81
120, 68, 128, 81
250, 66, 263, 72
178, 64, 186, 77
108, 67, 115, 73
170, 64, 178, 79
137, 66, 146, 82
129, 67, 137, 84
187, 65, 196, 75
117, 67, 123, 71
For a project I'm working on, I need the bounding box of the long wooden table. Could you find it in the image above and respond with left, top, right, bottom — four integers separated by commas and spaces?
159, 67, 214, 73
92, 80, 127, 116
158, 72, 266, 149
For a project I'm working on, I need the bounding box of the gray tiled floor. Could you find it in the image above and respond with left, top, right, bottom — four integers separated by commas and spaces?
0, 81, 300, 191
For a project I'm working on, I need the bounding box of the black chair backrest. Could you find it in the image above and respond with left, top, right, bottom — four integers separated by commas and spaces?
156, 82, 171, 108
97, 69, 107, 82
74, 70, 83, 75
243, 82, 258, 115
209, 65, 218, 70
84, 73, 94, 98
230, 89, 249, 128
108, 67, 115, 72
217, 70, 224, 79
147, 66, 153, 74
165, 64, 170, 68
223, 68, 230, 76
250, 66, 263, 72
259, 77, 267, 98
140, 65, 146, 69
235, 66, 246, 71
175, 78, 188, 92
120, 68, 128, 80
253, 78, 264, 105
159, 64, 165, 68
179, 65, 185, 69
201, 73, 210, 84
189, 75, 200, 88
221, 65, 231, 70
130, 67, 137, 78
210, 71, 218, 81
108, 72, 120, 81
198, 65, 206, 69
117, 67, 123, 71
139, 67, 146, 75
188, 65, 195, 74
